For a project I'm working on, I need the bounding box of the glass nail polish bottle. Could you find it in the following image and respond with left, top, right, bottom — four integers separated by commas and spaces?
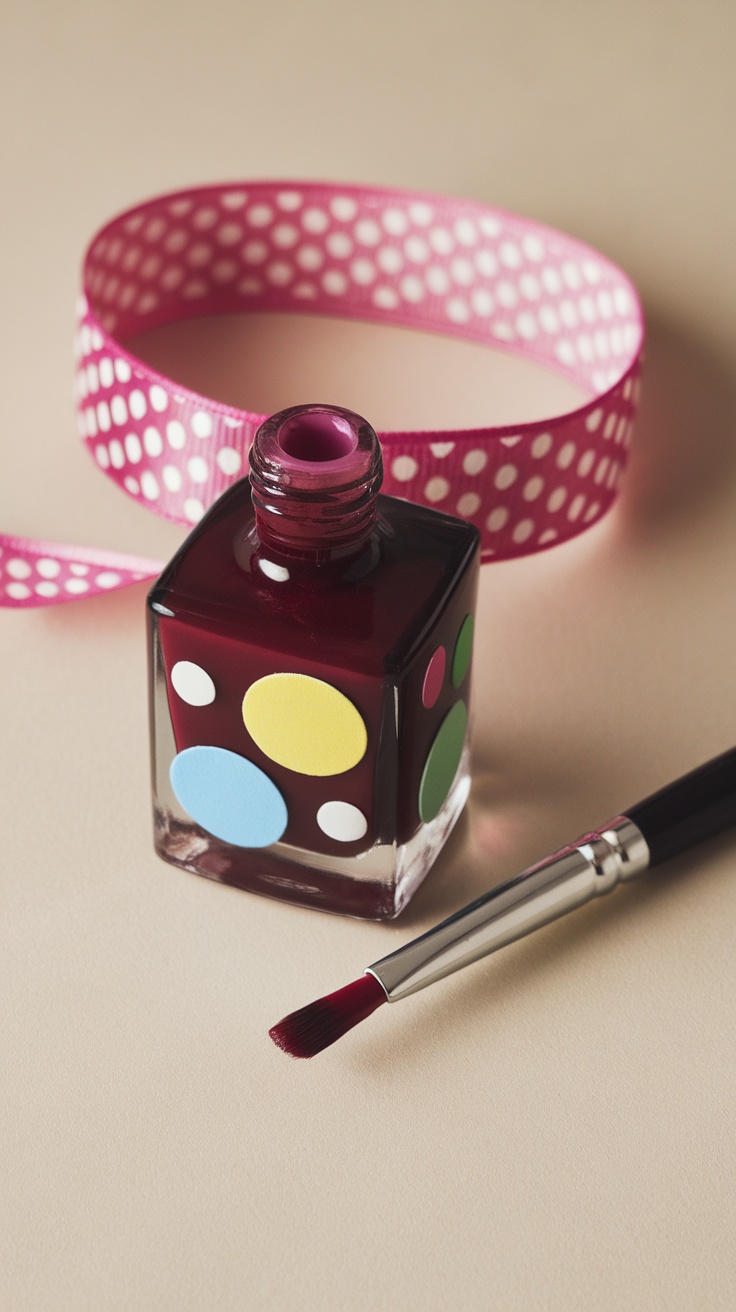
148, 404, 480, 919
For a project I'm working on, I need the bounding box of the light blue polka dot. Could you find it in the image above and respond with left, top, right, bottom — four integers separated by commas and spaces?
170, 746, 288, 848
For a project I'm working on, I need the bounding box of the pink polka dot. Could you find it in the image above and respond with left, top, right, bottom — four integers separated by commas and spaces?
422, 646, 447, 709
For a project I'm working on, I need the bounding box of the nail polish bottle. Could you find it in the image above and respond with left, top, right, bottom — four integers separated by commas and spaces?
148, 404, 480, 919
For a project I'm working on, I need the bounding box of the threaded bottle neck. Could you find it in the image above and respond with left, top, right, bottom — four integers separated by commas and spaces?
249, 404, 383, 560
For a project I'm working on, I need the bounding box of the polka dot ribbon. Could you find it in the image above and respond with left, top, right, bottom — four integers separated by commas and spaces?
0, 181, 644, 607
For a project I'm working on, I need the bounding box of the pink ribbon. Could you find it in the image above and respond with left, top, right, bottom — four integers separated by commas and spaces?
0, 181, 643, 607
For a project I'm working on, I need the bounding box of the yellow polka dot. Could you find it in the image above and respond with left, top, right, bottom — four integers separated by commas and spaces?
242, 673, 367, 776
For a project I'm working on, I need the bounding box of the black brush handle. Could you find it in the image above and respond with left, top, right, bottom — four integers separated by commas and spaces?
626, 746, 736, 868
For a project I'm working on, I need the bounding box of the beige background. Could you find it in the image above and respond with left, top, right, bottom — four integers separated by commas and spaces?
2, 1, 736, 1308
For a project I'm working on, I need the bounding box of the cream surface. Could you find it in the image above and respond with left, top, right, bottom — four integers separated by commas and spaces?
1, 2, 735, 1310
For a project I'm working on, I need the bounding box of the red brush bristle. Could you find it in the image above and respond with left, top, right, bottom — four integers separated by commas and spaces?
269, 972, 387, 1059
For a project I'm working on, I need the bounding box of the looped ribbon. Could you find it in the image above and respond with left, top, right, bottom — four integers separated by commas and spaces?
0, 180, 643, 607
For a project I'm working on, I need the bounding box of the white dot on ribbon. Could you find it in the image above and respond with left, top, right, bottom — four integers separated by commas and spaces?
191, 412, 213, 439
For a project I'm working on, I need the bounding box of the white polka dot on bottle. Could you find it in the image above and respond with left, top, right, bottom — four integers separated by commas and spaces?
316, 801, 368, 843
171, 661, 216, 706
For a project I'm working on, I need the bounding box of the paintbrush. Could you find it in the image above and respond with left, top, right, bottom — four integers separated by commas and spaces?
270, 746, 736, 1058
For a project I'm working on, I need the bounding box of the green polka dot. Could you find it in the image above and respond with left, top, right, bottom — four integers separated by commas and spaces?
418, 701, 468, 823
452, 613, 474, 687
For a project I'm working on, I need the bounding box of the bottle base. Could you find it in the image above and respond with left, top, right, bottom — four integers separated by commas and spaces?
153, 748, 471, 920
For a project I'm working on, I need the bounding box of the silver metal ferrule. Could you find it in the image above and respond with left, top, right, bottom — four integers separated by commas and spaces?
367, 816, 650, 1002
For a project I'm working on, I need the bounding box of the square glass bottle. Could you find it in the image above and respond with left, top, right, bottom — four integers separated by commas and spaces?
148, 404, 479, 919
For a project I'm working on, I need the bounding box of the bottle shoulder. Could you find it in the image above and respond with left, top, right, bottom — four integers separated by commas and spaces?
148, 482, 479, 675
